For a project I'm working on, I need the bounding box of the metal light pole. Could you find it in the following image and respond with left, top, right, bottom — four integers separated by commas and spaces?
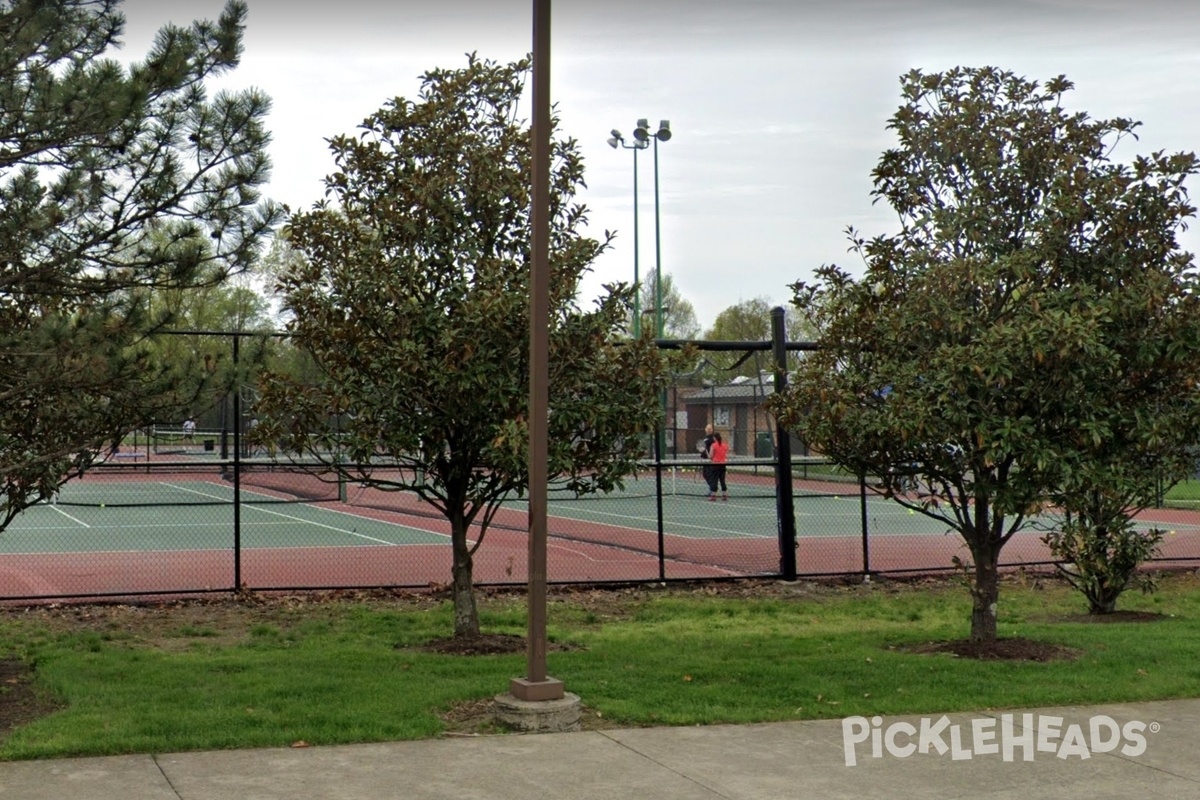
632, 119, 671, 338
509, 0, 562, 704
607, 130, 648, 336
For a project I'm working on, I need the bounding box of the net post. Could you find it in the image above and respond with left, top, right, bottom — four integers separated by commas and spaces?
334, 417, 347, 503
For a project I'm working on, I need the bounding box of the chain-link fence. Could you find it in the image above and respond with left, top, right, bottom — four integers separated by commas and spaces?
2, 328, 1198, 601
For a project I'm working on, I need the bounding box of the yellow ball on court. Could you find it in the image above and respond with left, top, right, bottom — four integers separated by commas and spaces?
99, 503, 105, 508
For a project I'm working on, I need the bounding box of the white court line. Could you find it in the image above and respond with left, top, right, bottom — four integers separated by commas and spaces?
280, 495, 457, 541
513, 498, 771, 540
160, 482, 406, 547
0, 543, 438, 558
534, 495, 953, 539
6, 519, 380, 533
245, 505, 400, 546
179, 481, 467, 543
49, 505, 91, 528
544, 540, 742, 575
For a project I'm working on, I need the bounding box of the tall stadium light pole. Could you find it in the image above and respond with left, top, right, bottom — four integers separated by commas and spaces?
632, 119, 671, 338
607, 130, 648, 337
633, 120, 672, 468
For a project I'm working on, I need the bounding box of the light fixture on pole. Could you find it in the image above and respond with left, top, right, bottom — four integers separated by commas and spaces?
608, 128, 648, 337
632, 119, 671, 338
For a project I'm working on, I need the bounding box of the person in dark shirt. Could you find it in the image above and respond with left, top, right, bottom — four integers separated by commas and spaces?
707, 431, 729, 501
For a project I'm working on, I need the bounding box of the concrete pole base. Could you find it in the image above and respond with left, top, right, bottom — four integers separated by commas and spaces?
493, 692, 583, 733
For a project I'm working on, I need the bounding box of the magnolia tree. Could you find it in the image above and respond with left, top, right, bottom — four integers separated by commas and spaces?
769, 67, 1200, 640
0, 0, 279, 531
256, 55, 673, 638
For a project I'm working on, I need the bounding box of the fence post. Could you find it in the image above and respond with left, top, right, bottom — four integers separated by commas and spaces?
771, 307, 798, 581
655, 430, 666, 582
859, 472, 871, 580
219, 394, 230, 461
232, 333, 242, 593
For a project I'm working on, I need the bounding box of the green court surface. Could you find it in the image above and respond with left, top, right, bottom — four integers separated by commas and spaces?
2, 480, 448, 555
10, 472, 1179, 559
513, 487, 967, 540
524, 464, 952, 540
530, 476, 1194, 541
4, 474, 959, 558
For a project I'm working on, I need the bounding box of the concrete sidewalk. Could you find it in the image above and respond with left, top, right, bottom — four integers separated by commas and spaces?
1, 699, 1197, 799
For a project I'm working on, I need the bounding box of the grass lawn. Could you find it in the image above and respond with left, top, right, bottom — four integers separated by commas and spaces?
1165, 478, 1200, 506
1, 572, 1199, 760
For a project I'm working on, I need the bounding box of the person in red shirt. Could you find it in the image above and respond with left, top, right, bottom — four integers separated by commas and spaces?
707, 431, 729, 501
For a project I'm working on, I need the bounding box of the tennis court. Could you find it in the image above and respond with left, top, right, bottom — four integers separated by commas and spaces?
5, 486, 449, 554
2, 459, 1198, 601
0, 467, 762, 598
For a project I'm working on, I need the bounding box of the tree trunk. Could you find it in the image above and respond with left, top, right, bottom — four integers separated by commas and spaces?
969, 551, 999, 643
965, 491, 1001, 643
450, 515, 480, 638
1089, 593, 1118, 615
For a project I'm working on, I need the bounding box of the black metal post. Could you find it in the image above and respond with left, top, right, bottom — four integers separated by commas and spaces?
232, 334, 242, 592
860, 472, 871, 579
771, 307, 797, 580
655, 426, 666, 582
219, 394, 229, 461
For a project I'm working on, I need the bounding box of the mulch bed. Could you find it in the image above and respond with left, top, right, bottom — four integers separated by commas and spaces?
905, 637, 1081, 662
1058, 610, 1167, 624
417, 633, 528, 656
413, 633, 584, 656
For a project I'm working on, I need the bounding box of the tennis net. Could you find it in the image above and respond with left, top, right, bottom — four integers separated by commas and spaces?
53, 460, 344, 507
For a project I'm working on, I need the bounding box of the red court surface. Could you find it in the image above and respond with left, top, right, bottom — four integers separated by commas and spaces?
0, 462, 1196, 600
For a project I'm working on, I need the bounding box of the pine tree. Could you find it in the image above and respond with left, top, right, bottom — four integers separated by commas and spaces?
0, 0, 281, 530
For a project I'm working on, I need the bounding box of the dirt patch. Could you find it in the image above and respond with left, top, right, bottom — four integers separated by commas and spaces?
1057, 610, 1168, 624
0, 658, 62, 740
413, 633, 584, 656
418, 633, 528, 656
905, 638, 1081, 662
0, 589, 446, 651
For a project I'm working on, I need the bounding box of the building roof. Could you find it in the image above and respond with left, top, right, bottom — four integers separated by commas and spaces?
682, 372, 775, 404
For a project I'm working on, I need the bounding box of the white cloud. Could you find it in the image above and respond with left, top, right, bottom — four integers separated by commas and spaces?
116, 0, 1200, 330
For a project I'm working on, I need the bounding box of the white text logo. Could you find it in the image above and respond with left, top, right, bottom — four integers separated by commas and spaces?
842, 714, 1157, 767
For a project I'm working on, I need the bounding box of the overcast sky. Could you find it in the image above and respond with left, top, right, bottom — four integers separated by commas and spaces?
120, 0, 1200, 330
